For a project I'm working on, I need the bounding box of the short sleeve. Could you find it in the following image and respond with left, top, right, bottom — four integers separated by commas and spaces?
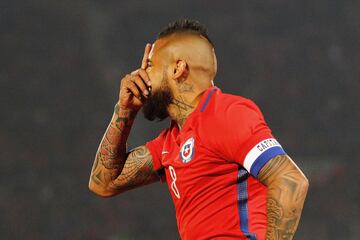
145, 129, 168, 181
210, 99, 286, 178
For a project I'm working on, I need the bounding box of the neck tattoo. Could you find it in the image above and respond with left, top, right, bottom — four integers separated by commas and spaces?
171, 96, 195, 127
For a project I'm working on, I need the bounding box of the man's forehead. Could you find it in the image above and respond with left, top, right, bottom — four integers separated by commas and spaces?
148, 43, 156, 60
148, 38, 169, 60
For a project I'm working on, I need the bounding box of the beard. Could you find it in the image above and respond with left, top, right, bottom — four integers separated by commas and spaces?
142, 78, 173, 121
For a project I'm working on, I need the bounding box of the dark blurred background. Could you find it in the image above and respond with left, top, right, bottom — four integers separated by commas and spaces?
1, 0, 359, 239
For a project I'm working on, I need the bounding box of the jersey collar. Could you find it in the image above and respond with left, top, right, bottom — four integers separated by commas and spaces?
174, 86, 219, 131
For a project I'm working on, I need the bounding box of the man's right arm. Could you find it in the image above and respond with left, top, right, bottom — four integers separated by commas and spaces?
89, 43, 157, 197
88, 103, 159, 197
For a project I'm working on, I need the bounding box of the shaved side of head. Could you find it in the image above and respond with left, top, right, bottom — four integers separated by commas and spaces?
161, 33, 217, 79
156, 19, 218, 83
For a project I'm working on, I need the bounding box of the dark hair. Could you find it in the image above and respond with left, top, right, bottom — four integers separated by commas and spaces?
158, 19, 214, 47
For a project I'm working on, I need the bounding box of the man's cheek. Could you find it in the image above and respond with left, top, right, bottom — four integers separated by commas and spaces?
146, 71, 155, 85
148, 75, 160, 91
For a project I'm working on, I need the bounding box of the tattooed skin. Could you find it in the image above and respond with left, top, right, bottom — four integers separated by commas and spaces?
171, 96, 195, 127
258, 155, 309, 240
89, 103, 159, 197
112, 146, 158, 192
176, 80, 194, 93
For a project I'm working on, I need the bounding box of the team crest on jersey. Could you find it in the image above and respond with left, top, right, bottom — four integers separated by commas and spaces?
180, 137, 195, 163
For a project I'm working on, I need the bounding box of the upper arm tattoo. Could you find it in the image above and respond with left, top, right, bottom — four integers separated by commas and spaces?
258, 154, 306, 187
110, 145, 159, 193
258, 155, 309, 240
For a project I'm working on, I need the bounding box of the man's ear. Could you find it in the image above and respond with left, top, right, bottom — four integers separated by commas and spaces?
173, 60, 188, 81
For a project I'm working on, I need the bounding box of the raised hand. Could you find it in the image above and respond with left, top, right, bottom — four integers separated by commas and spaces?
118, 43, 152, 111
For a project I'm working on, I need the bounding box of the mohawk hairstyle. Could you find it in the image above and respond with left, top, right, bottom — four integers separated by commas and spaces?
157, 19, 214, 47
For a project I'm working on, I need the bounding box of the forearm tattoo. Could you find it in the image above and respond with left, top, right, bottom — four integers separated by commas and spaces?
90, 104, 159, 195
90, 103, 136, 187
111, 146, 159, 192
258, 155, 308, 240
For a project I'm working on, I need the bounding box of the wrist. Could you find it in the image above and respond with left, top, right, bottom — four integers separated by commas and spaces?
114, 102, 139, 117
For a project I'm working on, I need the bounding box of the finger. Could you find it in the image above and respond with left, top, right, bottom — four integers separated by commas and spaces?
138, 69, 151, 87
126, 79, 142, 99
132, 75, 149, 97
141, 43, 152, 69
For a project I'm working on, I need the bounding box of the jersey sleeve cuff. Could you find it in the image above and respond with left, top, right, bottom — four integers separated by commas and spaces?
243, 138, 286, 177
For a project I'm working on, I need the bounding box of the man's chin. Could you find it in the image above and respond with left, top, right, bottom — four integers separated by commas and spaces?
142, 83, 172, 121
142, 100, 170, 122
142, 107, 169, 122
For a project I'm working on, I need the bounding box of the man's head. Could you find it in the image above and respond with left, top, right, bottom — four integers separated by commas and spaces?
142, 19, 217, 121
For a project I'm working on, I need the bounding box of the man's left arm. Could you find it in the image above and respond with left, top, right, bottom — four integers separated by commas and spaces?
258, 154, 309, 240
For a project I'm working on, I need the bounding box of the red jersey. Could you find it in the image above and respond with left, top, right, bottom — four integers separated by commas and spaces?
146, 87, 286, 240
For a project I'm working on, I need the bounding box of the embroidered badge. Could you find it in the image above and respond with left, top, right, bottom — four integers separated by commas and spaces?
180, 137, 195, 163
